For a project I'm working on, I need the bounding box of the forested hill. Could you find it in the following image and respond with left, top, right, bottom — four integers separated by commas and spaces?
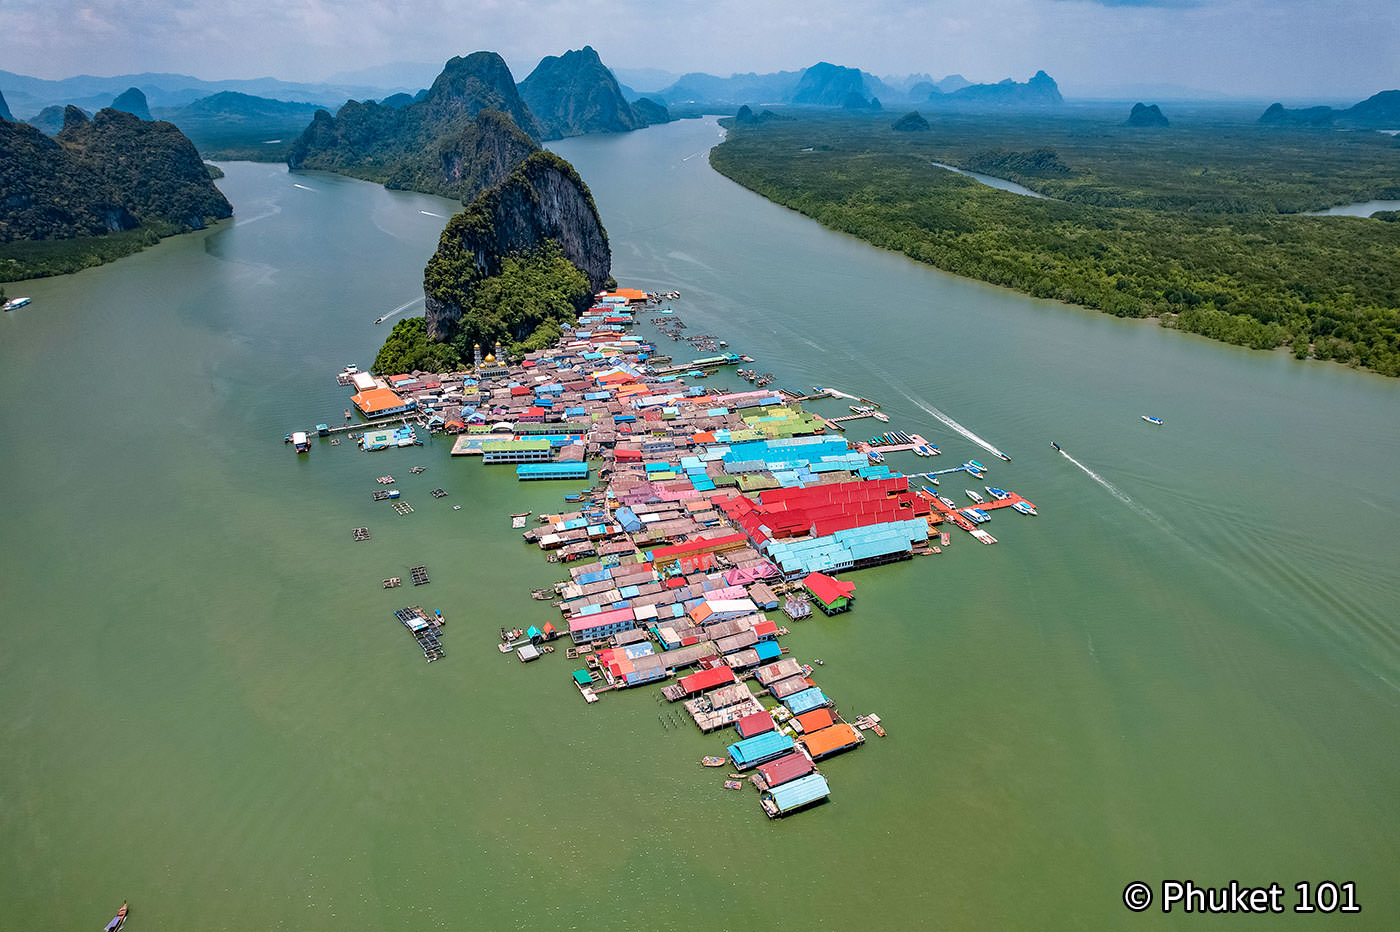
519, 46, 660, 139
710, 114, 1400, 376
287, 51, 543, 200
372, 150, 613, 374
0, 107, 231, 264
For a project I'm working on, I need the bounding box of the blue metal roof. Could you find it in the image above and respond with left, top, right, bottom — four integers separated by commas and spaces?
765, 772, 830, 812
782, 687, 831, 715
727, 731, 795, 768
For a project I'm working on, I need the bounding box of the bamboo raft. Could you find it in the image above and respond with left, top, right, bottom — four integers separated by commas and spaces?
352, 527, 371, 541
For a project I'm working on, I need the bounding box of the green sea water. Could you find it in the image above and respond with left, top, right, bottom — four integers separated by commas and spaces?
2, 118, 1397, 930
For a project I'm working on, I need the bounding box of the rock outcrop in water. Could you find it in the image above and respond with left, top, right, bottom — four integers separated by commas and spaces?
1125, 103, 1169, 127
288, 51, 543, 199
423, 150, 611, 341
0, 107, 232, 243
517, 46, 644, 139
111, 87, 152, 120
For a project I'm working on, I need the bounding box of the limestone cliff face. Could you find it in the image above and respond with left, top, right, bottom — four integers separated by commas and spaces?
424, 151, 611, 339
287, 50, 541, 197
517, 46, 642, 139
0, 90, 13, 122
383, 109, 537, 204
1, 108, 231, 243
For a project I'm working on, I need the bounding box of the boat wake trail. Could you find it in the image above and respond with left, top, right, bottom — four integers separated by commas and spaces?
418, 210, 445, 218
378, 295, 424, 324
899, 391, 1012, 461
291, 183, 316, 192
1058, 449, 1170, 530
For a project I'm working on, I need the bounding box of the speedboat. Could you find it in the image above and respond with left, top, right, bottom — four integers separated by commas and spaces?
964, 489, 985, 504
1142, 415, 1163, 425
1050, 441, 1061, 451
104, 902, 128, 932
961, 508, 991, 523
986, 487, 1010, 500
872, 412, 889, 422
3, 296, 31, 311
1012, 501, 1038, 516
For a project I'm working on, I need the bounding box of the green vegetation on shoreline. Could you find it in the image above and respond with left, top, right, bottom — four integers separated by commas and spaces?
375, 241, 594, 373
0, 221, 182, 282
709, 112, 1400, 375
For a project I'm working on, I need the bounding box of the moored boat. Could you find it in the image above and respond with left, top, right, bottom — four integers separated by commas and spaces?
702, 756, 726, 767
985, 487, 1010, 500
964, 489, 985, 504
291, 431, 310, 453
1012, 501, 1038, 516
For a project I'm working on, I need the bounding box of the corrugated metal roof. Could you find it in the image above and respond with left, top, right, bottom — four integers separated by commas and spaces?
765, 772, 830, 812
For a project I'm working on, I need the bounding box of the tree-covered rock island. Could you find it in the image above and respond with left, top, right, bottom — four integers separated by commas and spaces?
313, 53, 615, 375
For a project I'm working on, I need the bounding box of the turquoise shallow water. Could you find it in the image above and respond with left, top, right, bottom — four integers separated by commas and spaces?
1, 120, 1397, 930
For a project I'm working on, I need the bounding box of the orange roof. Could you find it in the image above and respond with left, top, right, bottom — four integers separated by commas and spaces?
351, 386, 407, 415
795, 708, 837, 733
599, 288, 648, 302
800, 723, 862, 758
693, 432, 716, 443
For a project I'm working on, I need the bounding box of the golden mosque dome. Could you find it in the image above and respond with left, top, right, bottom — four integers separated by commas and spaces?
484, 353, 496, 363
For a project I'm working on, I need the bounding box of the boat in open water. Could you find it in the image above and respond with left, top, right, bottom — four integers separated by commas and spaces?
1142, 415, 1164, 425
3, 296, 31, 312
104, 902, 128, 932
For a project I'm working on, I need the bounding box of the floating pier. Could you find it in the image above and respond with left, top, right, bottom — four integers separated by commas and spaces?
392, 502, 414, 515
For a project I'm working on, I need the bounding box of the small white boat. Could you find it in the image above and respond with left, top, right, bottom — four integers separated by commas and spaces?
2, 297, 31, 312
964, 489, 985, 504
1142, 415, 1163, 425
291, 431, 310, 453
1012, 501, 1038, 516
985, 487, 1010, 500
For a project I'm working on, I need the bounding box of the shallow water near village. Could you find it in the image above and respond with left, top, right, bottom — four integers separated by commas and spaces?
1, 117, 1397, 930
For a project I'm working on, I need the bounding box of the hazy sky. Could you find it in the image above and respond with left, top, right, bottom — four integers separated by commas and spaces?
1, 0, 1395, 99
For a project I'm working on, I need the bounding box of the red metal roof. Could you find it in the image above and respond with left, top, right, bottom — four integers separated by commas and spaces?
803, 572, 855, 605
736, 710, 776, 738
678, 665, 736, 695
756, 751, 814, 788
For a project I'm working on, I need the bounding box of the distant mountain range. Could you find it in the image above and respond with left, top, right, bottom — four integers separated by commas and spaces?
0, 69, 408, 118
1259, 90, 1400, 129
644, 64, 1061, 110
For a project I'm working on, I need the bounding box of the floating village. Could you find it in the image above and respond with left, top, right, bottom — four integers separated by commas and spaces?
297, 287, 1040, 819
